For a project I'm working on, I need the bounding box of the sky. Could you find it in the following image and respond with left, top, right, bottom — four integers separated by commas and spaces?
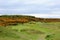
0, 0, 60, 18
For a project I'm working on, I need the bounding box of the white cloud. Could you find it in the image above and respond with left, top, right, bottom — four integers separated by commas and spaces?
51, 11, 60, 14
21, 14, 60, 18
0, 0, 60, 18
50, 8, 60, 15
22, 0, 49, 4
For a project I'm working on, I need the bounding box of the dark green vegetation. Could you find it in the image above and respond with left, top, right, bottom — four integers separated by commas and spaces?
0, 15, 60, 40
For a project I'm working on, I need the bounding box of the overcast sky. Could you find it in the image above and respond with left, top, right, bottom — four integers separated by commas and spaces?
0, 0, 60, 18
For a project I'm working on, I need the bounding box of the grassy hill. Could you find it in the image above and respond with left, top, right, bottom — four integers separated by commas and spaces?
0, 15, 60, 40
0, 15, 60, 26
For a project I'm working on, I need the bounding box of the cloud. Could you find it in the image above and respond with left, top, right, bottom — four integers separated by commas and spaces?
0, 0, 60, 18
21, 14, 60, 18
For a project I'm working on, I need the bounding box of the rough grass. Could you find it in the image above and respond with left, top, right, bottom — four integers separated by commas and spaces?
0, 27, 20, 39
20, 29, 44, 34
0, 22, 60, 40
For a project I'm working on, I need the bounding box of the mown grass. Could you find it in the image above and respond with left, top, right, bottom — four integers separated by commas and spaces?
0, 22, 60, 40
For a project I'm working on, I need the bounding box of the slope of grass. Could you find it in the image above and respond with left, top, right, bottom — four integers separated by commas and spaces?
0, 22, 60, 40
